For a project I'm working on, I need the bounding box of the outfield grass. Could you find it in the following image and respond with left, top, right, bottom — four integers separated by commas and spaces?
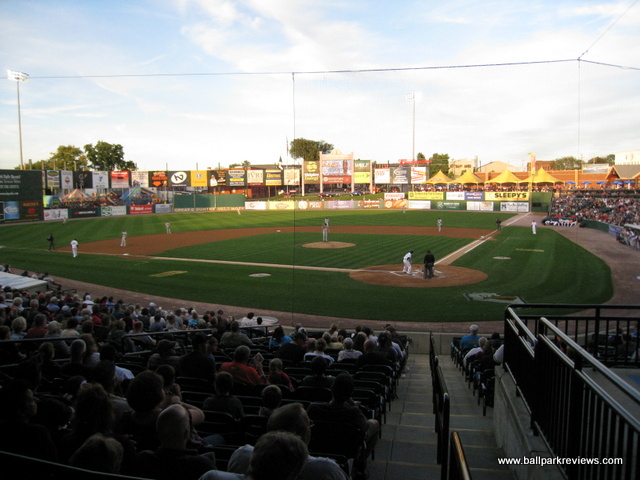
0, 210, 612, 323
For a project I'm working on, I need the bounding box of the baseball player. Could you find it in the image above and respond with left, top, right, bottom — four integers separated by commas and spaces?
531, 220, 537, 235
403, 250, 414, 274
121, 230, 128, 247
437, 218, 443, 232
322, 218, 329, 242
70, 239, 79, 258
165, 222, 172, 234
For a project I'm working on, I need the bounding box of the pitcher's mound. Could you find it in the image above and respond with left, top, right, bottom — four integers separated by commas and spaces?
303, 241, 356, 249
350, 264, 487, 288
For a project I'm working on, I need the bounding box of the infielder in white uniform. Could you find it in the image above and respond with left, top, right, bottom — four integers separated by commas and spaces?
70, 239, 79, 258
531, 221, 537, 235
322, 218, 329, 242
403, 250, 414, 274
165, 222, 171, 234
121, 230, 128, 247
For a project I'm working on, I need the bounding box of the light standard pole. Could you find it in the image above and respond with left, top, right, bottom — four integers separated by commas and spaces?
7, 70, 29, 170
406, 93, 416, 161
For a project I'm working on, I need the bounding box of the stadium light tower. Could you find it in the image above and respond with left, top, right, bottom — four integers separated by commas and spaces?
7, 70, 29, 170
406, 92, 416, 161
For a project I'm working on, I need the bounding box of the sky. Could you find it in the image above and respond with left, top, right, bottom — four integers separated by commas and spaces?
1, 0, 639, 173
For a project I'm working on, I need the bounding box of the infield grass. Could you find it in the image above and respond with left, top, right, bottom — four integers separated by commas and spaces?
0, 210, 612, 323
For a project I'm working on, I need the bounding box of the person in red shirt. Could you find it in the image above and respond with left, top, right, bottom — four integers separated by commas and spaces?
25, 313, 48, 339
218, 345, 265, 386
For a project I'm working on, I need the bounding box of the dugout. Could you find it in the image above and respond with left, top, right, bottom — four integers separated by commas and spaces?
0, 272, 48, 293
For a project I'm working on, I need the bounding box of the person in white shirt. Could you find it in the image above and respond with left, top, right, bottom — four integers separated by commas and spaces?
70, 239, 79, 257
402, 250, 414, 274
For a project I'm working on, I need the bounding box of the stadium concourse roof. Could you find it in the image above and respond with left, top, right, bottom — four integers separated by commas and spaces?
520, 167, 562, 184
451, 170, 483, 184
484, 168, 522, 184
425, 170, 452, 184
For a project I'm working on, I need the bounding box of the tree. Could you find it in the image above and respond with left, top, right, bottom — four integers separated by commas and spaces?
229, 160, 252, 168
587, 154, 614, 164
416, 152, 427, 162
550, 156, 582, 170
50, 145, 87, 170
428, 153, 450, 176
84, 141, 136, 171
289, 138, 334, 163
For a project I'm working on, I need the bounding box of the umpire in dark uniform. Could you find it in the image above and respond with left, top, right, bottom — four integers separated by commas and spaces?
424, 250, 435, 279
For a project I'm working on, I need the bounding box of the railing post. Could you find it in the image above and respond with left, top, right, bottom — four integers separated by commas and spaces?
566, 355, 584, 479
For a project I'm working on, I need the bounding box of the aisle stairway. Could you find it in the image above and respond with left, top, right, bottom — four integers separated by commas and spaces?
367, 353, 515, 480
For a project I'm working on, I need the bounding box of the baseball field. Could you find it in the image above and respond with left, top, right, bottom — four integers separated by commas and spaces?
0, 209, 612, 323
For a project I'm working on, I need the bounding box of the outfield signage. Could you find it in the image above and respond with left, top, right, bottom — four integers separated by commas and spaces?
132, 171, 149, 188
155, 204, 172, 213
446, 192, 465, 200
467, 201, 495, 212
297, 200, 323, 210
326, 200, 354, 209
70, 207, 99, 218
228, 169, 246, 187
486, 191, 530, 201
409, 191, 444, 200
101, 206, 127, 217
465, 191, 485, 200
500, 202, 530, 212
411, 167, 427, 184
433, 201, 463, 210
44, 209, 69, 222
130, 205, 154, 215
268, 200, 295, 210
358, 200, 382, 209
169, 171, 190, 187
408, 200, 431, 210
303, 161, 320, 185
245, 201, 268, 210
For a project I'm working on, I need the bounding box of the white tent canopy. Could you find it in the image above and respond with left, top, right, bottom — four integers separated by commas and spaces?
0, 272, 48, 293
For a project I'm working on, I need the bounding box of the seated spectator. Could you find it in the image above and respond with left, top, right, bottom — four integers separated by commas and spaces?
147, 339, 181, 370
276, 331, 307, 365
133, 404, 218, 480
58, 383, 135, 469
338, 337, 362, 362
177, 333, 217, 383
69, 433, 125, 474
129, 320, 156, 350
259, 384, 282, 418
203, 371, 245, 419
307, 372, 379, 479
100, 343, 134, 386
301, 356, 335, 389
201, 430, 308, 480
61, 317, 80, 337
375, 331, 398, 365
224, 402, 347, 480
220, 320, 253, 349
218, 345, 266, 386
60, 338, 94, 379
269, 325, 292, 350
303, 338, 335, 365
36, 341, 61, 381
463, 337, 487, 368
460, 324, 480, 350
25, 313, 48, 339
0, 379, 58, 461
92, 360, 131, 422
356, 338, 391, 370
45, 320, 70, 358
352, 331, 368, 353
0, 324, 25, 364
79, 333, 101, 366
156, 364, 183, 403
10, 316, 27, 340
266, 357, 293, 390
324, 332, 344, 351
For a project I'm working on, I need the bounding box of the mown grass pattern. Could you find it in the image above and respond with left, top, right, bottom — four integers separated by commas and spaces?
0, 210, 612, 322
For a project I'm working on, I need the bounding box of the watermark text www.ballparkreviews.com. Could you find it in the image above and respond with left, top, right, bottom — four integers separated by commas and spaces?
498, 456, 623, 467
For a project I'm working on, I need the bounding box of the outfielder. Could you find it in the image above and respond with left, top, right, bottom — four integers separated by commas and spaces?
165, 222, 172, 234
121, 230, 128, 247
70, 239, 79, 258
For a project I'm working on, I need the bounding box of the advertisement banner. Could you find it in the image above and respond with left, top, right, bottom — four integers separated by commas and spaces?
247, 169, 264, 186
74, 171, 93, 189
283, 168, 299, 186
110, 171, 130, 188
321, 156, 352, 184
354, 160, 371, 184
155, 204, 172, 214
465, 191, 485, 200
446, 192, 465, 201
150, 171, 169, 188
486, 191, 529, 201
265, 170, 282, 186
0, 170, 42, 201
131, 171, 149, 188
374, 168, 390, 184
357, 200, 382, 209
130, 205, 154, 215
268, 200, 294, 210
407, 200, 431, 210
467, 201, 495, 212
101, 206, 127, 217
303, 161, 320, 185
60, 171, 74, 193
391, 166, 409, 184
92, 171, 109, 189
169, 171, 190, 187
70, 207, 100, 219
408, 191, 445, 200
433, 201, 463, 210
411, 166, 427, 184
297, 200, 323, 210
44, 209, 69, 222
46, 171, 60, 188
500, 202, 530, 212
245, 201, 268, 210
18, 201, 42, 222
383, 198, 407, 209
228, 169, 246, 187
384, 193, 405, 200
209, 170, 226, 187
191, 171, 208, 188
326, 200, 355, 209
